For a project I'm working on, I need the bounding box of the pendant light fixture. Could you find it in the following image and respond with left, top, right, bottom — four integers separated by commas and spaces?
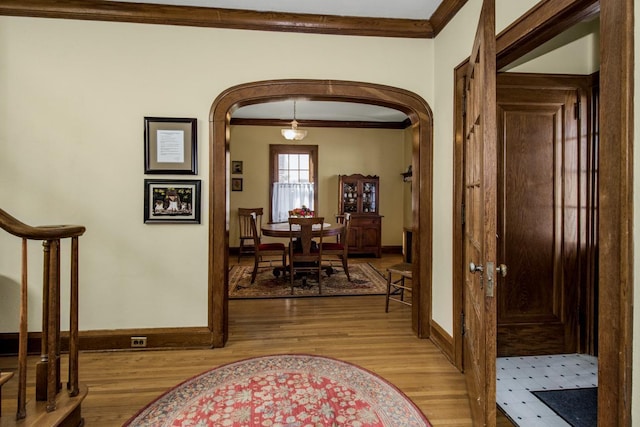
281, 100, 307, 141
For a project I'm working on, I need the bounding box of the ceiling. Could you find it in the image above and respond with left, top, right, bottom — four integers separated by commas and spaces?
110, 0, 445, 20
232, 100, 409, 124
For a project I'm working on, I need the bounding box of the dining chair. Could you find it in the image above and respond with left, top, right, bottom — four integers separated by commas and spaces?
237, 207, 263, 263
288, 217, 324, 294
321, 213, 351, 281
385, 262, 413, 312
249, 213, 287, 284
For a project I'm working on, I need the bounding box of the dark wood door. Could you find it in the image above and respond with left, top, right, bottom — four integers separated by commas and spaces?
462, 0, 497, 424
496, 74, 594, 357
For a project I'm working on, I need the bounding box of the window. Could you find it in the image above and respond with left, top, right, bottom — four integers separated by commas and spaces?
269, 144, 318, 223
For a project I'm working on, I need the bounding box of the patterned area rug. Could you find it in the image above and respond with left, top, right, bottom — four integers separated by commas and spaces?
229, 263, 387, 298
124, 354, 431, 427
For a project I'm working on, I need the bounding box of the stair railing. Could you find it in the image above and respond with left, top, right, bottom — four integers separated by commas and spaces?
0, 208, 85, 421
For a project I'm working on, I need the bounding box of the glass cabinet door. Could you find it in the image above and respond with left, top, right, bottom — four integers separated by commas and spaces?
361, 181, 377, 213
342, 181, 358, 213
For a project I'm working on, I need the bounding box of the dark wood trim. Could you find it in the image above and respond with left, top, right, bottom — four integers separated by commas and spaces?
495, 0, 600, 70
429, 320, 454, 364
209, 79, 434, 346
452, 62, 466, 372
598, 0, 633, 424
430, 0, 469, 36
0, 0, 469, 39
0, 333, 43, 356
583, 71, 600, 356
78, 327, 214, 351
381, 246, 403, 255
495, 72, 599, 89
230, 118, 411, 130
0, 327, 213, 355
0, 0, 469, 40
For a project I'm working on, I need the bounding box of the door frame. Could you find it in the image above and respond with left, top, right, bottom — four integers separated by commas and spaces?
453, 0, 633, 424
207, 79, 434, 345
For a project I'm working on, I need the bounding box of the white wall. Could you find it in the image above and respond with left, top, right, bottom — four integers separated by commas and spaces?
0, 16, 433, 331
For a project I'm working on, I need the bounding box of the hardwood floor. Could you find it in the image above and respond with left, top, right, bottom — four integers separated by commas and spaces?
0, 255, 473, 426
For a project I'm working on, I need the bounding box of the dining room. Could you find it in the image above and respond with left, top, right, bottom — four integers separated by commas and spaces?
228, 113, 414, 261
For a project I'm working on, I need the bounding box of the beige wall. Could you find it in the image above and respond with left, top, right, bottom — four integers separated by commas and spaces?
228, 125, 408, 246
0, 16, 433, 332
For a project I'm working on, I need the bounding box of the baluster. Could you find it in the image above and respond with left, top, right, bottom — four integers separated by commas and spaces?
55, 239, 62, 394
46, 239, 59, 412
68, 236, 80, 396
17, 238, 28, 420
36, 241, 50, 402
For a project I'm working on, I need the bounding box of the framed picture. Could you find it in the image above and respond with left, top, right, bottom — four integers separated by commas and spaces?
144, 179, 201, 224
231, 178, 243, 192
231, 160, 243, 174
144, 117, 197, 174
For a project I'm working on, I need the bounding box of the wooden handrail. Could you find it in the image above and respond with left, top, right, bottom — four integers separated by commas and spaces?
0, 208, 87, 425
0, 208, 85, 240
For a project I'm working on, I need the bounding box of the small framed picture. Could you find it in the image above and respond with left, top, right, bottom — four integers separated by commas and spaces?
144, 179, 201, 224
231, 161, 243, 174
144, 117, 197, 174
231, 178, 243, 192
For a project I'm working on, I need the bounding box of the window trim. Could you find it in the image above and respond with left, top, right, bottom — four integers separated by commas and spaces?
269, 144, 318, 223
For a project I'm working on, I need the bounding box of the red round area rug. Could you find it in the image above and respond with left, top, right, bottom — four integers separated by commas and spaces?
124, 354, 431, 426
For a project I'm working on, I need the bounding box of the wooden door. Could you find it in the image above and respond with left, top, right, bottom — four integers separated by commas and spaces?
496, 75, 593, 356
462, 0, 497, 425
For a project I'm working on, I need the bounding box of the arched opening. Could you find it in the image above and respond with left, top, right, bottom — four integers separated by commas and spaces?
207, 80, 434, 346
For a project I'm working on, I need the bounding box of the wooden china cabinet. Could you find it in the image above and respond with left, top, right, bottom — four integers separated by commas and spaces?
338, 174, 382, 257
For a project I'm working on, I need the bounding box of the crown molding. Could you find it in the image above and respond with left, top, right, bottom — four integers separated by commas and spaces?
430, 0, 468, 35
230, 117, 411, 129
0, 0, 466, 39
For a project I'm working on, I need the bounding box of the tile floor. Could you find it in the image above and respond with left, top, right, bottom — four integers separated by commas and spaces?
496, 354, 598, 427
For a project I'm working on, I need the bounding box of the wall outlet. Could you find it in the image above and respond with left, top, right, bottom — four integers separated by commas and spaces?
130, 336, 147, 348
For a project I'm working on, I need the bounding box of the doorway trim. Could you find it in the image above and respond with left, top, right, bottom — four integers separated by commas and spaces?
208, 79, 434, 346
453, 0, 633, 424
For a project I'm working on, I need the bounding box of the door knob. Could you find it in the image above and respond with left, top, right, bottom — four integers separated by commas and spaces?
469, 262, 484, 273
497, 264, 508, 277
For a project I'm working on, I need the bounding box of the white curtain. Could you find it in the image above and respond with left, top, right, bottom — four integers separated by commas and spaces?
272, 182, 314, 223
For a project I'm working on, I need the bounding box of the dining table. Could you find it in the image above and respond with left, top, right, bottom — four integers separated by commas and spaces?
260, 221, 344, 283
261, 221, 343, 238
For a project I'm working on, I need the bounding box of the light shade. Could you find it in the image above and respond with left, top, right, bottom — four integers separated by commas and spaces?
281, 100, 307, 140
281, 119, 308, 140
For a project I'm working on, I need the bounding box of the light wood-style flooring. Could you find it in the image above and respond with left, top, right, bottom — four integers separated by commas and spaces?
0, 255, 481, 426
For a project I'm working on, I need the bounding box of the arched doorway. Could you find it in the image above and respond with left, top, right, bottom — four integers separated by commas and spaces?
207, 79, 434, 346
